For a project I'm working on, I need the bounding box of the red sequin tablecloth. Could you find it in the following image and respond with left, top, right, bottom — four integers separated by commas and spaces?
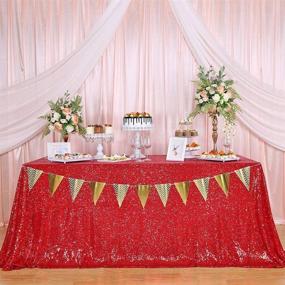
0, 155, 284, 270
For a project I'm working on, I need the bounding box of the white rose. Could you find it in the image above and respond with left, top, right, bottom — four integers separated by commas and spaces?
212, 84, 217, 87
206, 87, 211, 91
48, 124, 55, 131
66, 114, 71, 121
203, 97, 208, 102
195, 93, 200, 99
53, 112, 60, 121
223, 93, 230, 102
199, 99, 203, 103
60, 119, 67, 124
50, 118, 56, 123
66, 125, 74, 133
209, 89, 215, 95
213, 94, 220, 103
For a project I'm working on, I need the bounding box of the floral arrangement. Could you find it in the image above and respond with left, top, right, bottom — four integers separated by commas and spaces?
40, 91, 86, 138
189, 66, 241, 124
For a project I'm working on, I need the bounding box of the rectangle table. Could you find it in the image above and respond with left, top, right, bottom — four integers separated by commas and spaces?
0, 155, 284, 270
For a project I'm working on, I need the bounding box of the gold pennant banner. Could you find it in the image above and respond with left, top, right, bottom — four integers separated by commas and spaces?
174, 181, 190, 205
194, 177, 210, 201
26, 165, 255, 207
137, 185, 151, 208
235, 166, 251, 191
69, 178, 84, 201
48, 173, 64, 196
114, 184, 129, 207
90, 182, 106, 205
27, 167, 43, 190
214, 173, 230, 196
155, 184, 171, 207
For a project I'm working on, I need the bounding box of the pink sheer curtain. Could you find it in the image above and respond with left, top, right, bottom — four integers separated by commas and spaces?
0, 0, 284, 225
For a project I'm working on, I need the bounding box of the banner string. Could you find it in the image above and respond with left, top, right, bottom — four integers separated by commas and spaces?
23, 163, 260, 187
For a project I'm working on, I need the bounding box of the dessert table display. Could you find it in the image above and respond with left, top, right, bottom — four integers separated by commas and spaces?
0, 156, 284, 270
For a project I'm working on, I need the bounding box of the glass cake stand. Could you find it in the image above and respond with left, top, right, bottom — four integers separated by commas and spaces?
122, 126, 152, 159
84, 133, 113, 159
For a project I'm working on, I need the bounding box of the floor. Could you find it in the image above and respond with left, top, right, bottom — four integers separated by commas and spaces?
0, 226, 284, 285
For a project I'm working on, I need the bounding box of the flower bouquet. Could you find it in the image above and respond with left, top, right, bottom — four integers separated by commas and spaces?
189, 66, 241, 151
40, 91, 86, 141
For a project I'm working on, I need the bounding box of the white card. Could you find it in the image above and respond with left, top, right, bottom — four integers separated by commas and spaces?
166, 137, 187, 161
47, 142, 71, 159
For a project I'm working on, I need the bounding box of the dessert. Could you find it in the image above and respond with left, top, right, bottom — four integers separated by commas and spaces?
54, 153, 92, 160
187, 142, 200, 148
104, 124, 113, 135
123, 112, 152, 130
86, 125, 95, 135
175, 130, 184, 137
200, 151, 238, 160
94, 125, 104, 133
102, 154, 129, 161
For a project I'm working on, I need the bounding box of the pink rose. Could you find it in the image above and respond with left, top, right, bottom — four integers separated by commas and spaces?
72, 114, 79, 125
200, 90, 208, 98
62, 108, 71, 115
54, 122, 63, 131
217, 85, 224, 94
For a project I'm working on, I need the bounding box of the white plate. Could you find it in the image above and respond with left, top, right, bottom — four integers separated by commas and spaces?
49, 157, 93, 163
197, 156, 240, 162
97, 158, 132, 163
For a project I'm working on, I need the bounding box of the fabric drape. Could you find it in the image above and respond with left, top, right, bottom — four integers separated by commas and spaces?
0, 0, 131, 154
169, 0, 285, 151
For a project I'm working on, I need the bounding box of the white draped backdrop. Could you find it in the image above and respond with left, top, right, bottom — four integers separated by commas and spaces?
0, 0, 284, 225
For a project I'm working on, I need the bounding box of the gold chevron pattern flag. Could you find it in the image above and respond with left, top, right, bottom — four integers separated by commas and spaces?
235, 166, 251, 191
27, 167, 43, 190
155, 184, 171, 207
113, 184, 129, 207
48, 174, 64, 196
137, 185, 151, 208
90, 182, 106, 205
69, 178, 84, 201
194, 177, 210, 201
214, 173, 230, 196
174, 181, 190, 205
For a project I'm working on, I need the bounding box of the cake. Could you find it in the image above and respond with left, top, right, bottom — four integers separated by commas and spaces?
123, 112, 152, 130
104, 124, 113, 135
86, 125, 95, 135
94, 125, 104, 133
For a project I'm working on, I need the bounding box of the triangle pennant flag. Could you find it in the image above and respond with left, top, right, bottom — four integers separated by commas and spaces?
90, 182, 106, 205
235, 166, 251, 191
137, 185, 151, 208
194, 177, 210, 201
113, 184, 129, 207
214, 173, 230, 196
27, 167, 43, 190
174, 181, 190, 205
69, 178, 84, 201
48, 173, 64, 196
155, 184, 171, 207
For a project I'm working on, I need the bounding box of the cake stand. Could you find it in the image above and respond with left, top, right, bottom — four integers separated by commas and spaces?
122, 126, 152, 159
84, 133, 113, 159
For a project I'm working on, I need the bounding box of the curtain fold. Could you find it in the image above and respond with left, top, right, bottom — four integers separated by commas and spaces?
169, 0, 285, 151
0, 0, 131, 155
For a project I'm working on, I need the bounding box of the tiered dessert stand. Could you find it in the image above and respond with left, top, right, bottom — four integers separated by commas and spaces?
84, 133, 113, 159
175, 121, 200, 159
123, 125, 152, 159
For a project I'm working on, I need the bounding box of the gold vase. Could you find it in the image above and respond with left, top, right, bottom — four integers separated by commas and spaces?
209, 112, 218, 152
